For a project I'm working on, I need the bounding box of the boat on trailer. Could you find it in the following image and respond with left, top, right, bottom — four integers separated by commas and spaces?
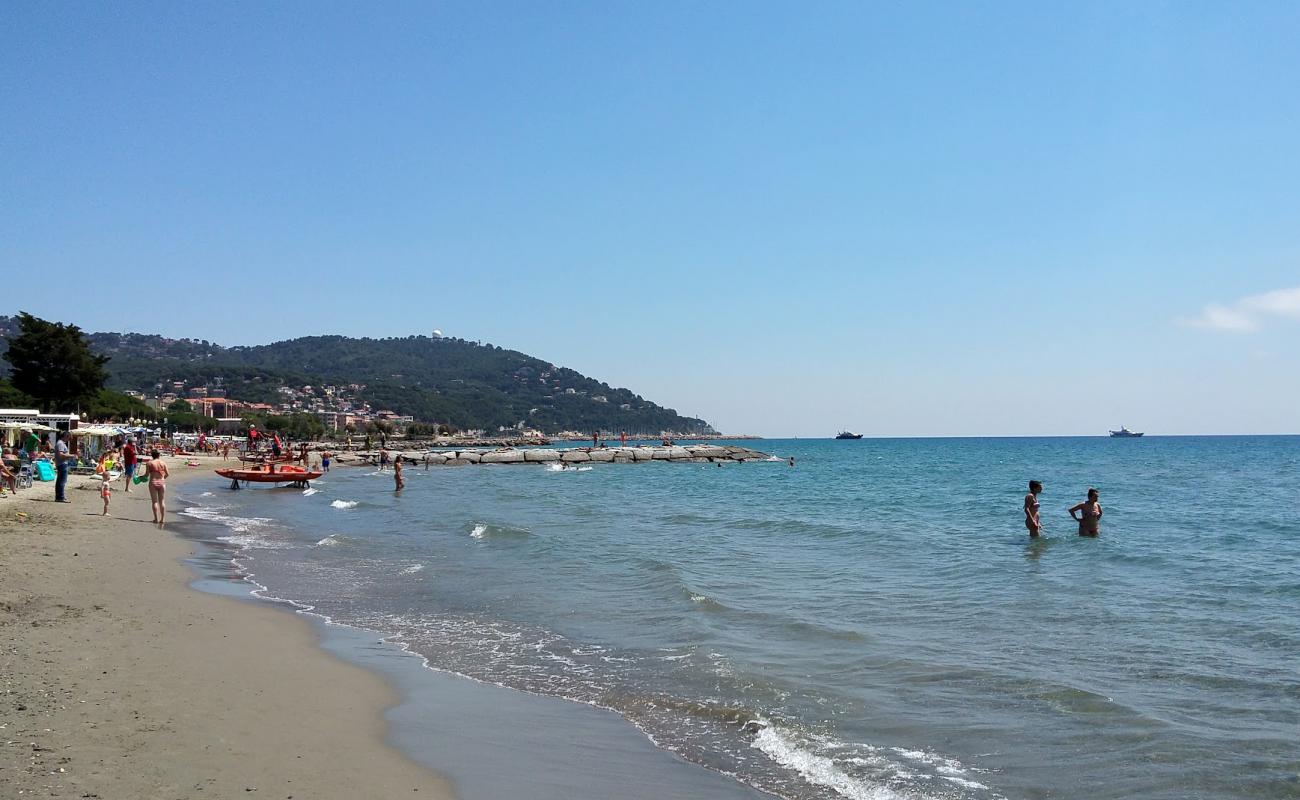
215, 463, 322, 489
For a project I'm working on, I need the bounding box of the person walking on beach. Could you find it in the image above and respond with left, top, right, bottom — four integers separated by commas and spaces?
393, 455, 405, 491
53, 432, 72, 503
146, 450, 170, 526
122, 440, 138, 492
1024, 480, 1043, 537
1069, 488, 1103, 537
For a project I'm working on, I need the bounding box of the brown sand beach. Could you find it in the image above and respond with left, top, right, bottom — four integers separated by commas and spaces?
0, 456, 455, 799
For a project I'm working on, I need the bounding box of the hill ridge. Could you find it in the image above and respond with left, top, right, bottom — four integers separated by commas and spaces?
0, 316, 714, 435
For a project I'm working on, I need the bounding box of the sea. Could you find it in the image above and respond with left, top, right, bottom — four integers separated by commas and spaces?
177, 436, 1300, 800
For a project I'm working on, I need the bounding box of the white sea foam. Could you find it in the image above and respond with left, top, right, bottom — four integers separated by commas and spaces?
330, 499, 358, 509
752, 726, 908, 800
890, 748, 988, 789
302, 487, 319, 496
399, 564, 425, 575
200, 491, 214, 497
545, 463, 593, 472
315, 535, 342, 547
470, 524, 488, 539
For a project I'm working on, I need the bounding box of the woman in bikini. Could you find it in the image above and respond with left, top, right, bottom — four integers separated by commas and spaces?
1069, 488, 1103, 537
1024, 480, 1043, 537
146, 449, 170, 526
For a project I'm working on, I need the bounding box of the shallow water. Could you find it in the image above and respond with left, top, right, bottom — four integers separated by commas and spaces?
180, 437, 1300, 799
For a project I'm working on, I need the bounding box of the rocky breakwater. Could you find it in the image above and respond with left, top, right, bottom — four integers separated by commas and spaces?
370, 444, 773, 466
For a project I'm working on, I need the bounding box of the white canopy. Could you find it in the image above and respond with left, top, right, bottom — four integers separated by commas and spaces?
70, 425, 126, 437
0, 421, 57, 431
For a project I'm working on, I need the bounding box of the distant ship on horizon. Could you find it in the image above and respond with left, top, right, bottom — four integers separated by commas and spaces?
1109, 426, 1144, 438
835, 431, 864, 440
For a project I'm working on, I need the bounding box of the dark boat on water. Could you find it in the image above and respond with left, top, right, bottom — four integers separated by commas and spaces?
1109, 426, 1144, 438
835, 431, 864, 440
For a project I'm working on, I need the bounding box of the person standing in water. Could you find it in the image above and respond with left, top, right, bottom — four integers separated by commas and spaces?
393, 455, 405, 491
1069, 488, 1103, 536
1024, 480, 1043, 537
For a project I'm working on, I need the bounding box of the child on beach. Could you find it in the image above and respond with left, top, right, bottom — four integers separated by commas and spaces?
100, 472, 112, 515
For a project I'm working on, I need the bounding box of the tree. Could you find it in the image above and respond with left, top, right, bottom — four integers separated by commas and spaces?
3, 312, 108, 412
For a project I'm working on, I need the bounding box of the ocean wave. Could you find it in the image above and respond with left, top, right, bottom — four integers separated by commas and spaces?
546, 462, 594, 472
469, 522, 532, 539
302, 487, 319, 496
399, 563, 426, 575
330, 499, 359, 509
687, 592, 729, 613
753, 725, 911, 800
314, 534, 344, 547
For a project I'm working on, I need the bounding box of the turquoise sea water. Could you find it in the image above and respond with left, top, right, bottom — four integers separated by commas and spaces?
180, 437, 1300, 799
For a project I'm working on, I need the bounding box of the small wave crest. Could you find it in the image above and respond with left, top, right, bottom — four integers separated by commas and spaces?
182, 506, 290, 550
546, 462, 594, 472
469, 522, 531, 539
688, 592, 729, 613
399, 563, 426, 575
753, 725, 911, 800
330, 499, 358, 509
302, 487, 319, 496
314, 534, 344, 547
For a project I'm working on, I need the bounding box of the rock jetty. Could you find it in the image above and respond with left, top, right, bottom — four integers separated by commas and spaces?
352, 444, 773, 467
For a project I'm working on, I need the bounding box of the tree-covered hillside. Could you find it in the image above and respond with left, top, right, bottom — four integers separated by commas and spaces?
0, 317, 714, 434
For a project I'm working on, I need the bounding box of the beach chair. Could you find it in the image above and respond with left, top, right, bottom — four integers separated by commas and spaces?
17, 464, 33, 489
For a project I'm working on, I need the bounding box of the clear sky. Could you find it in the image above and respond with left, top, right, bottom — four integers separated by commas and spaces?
3, 2, 1298, 436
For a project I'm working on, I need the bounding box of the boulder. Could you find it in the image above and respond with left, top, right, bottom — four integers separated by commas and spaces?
650, 447, 675, 460
457, 451, 482, 463
587, 449, 614, 462
687, 446, 728, 459
560, 450, 591, 463
523, 449, 561, 462
444, 458, 471, 466
481, 450, 526, 464
633, 448, 657, 462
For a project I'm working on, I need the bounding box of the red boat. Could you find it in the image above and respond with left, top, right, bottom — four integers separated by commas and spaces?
215, 464, 322, 489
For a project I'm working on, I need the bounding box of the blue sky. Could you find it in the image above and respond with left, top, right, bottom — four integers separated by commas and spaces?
3, 2, 1298, 436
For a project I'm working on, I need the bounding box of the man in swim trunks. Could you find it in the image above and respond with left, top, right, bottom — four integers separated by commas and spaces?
1069, 488, 1103, 536
122, 440, 137, 492
1024, 480, 1043, 537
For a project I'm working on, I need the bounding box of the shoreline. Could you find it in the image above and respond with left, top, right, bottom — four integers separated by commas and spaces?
0, 456, 456, 799
174, 463, 777, 800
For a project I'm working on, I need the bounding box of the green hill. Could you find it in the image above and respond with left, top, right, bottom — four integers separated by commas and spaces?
0, 317, 714, 435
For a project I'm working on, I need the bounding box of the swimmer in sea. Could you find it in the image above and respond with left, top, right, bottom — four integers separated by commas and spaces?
393, 455, 405, 492
1024, 480, 1043, 537
1069, 488, 1102, 536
